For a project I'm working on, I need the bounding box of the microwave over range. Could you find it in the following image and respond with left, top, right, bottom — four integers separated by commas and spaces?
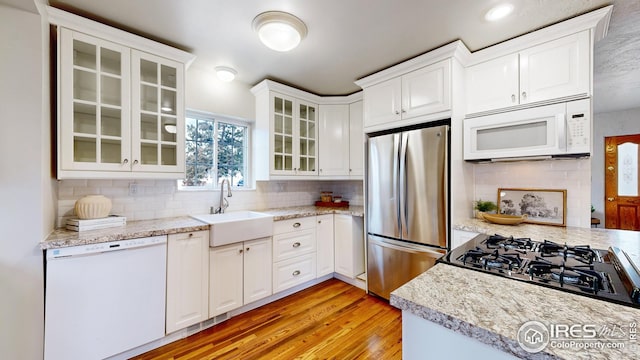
463, 99, 590, 161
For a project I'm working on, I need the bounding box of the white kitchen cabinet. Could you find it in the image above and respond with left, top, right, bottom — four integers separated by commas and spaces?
466, 31, 589, 115
316, 214, 335, 277
57, 23, 191, 179
209, 237, 272, 317
334, 215, 365, 278
269, 93, 318, 176
363, 59, 451, 128
272, 217, 317, 293
166, 230, 209, 334
348, 101, 364, 177
319, 104, 350, 177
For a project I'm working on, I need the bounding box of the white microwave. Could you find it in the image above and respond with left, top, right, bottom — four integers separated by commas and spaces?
463, 99, 591, 161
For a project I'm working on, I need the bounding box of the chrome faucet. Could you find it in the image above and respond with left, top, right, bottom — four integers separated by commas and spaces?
212, 178, 232, 214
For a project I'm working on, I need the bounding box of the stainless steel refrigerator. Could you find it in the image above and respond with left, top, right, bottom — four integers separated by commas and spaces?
366, 122, 449, 300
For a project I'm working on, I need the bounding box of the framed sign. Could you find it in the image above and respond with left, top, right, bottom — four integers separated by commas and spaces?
497, 188, 567, 226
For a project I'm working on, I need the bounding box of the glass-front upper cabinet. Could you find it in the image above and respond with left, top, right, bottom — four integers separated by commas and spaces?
270, 93, 317, 176
59, 28, 131, 173
131, 50, 184, 174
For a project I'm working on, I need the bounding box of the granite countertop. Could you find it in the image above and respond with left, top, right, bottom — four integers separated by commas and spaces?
259, 205, 364, 221
42, 205, 365, 249
391, 219, 640, 359
41, 216, 210, 249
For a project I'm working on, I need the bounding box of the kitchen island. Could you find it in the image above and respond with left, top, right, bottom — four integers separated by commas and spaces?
391, 220, 640, 359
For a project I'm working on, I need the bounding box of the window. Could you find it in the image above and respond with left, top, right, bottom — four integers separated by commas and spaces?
180, 110, 249, 189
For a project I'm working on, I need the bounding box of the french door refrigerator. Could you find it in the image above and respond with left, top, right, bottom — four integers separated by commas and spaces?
366, 121, 449, 300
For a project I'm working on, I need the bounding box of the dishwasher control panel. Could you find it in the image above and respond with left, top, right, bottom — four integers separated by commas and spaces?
47, 235, 167, 259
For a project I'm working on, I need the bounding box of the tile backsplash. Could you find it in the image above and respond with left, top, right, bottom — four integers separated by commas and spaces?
57, 180, 364, 227
473, 158, 591, 228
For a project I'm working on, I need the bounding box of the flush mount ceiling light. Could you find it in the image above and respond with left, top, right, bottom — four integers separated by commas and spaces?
215, 66, 237, 82
485, 3, 514, 22
252, 11, 308, 52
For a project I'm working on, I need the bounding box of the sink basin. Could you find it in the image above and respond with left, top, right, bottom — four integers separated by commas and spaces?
190, 211, 274, 247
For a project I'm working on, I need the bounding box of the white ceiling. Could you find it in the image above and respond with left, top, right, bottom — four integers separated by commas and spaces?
4, 0, 639, 113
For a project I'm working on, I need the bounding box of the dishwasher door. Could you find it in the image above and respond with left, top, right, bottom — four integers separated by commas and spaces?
367, 235, 445, 300
44, 236, 167, 360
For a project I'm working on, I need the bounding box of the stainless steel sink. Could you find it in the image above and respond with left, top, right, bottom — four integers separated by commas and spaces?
190, 211, 274, 246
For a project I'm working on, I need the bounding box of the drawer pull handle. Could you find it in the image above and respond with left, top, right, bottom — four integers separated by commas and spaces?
293, 222, 301, 228
292, 242, 301, 248
292, 270, 301, 276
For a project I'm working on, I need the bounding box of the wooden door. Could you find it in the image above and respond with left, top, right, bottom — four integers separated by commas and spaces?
605, 134, 640, 230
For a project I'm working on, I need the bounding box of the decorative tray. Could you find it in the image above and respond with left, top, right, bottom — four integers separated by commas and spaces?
480, 213, 527, 225
315, 200, 349, 208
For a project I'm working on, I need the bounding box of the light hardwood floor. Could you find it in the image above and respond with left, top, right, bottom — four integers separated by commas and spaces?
131, 279, 402, 359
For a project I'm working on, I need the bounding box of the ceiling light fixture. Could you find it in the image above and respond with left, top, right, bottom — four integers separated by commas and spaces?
215, 66, 237, 82
164, 124, 177, 134
252, 11, 308, 52
485, 3, 514, 22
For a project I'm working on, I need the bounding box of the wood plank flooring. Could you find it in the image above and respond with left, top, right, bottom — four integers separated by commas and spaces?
131, 279, 402, 360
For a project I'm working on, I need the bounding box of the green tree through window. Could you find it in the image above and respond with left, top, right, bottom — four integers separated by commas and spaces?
182, 112, 248, 188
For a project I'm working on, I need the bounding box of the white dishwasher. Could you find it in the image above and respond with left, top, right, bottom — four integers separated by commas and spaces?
44, 235, 167, 360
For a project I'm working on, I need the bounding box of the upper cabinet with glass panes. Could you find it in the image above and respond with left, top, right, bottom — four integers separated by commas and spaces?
51, 7, 194, 179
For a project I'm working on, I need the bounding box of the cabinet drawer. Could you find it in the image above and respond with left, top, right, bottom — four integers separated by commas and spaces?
273, 229, 316, 262
273, 216, 316, 234
273, 254, 316, 293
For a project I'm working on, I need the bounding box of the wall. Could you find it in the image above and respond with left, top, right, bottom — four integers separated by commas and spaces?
57, 180, 363, 226
474, 159, 591, 228
185, 64, 256, 121
0, 4, 54, 360
592, 107, 640, 223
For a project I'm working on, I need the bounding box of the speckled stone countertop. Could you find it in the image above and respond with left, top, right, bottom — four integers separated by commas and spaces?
258, 205, 364, 221
41, 216, 210, 249
391, 219, 640, 360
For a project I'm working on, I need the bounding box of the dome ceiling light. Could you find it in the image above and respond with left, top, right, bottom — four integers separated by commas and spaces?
485, 3, 514, 22
215, 66, 237, 82
252, 11, 308, 52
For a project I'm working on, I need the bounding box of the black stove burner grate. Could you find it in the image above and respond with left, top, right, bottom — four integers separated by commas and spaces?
538, 240, 600, 265
484, 234, 535, 251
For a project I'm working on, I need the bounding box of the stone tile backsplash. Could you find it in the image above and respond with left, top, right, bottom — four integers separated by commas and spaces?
56, 179, 364, 227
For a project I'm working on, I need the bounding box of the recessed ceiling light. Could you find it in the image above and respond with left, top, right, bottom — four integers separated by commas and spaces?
215, 66, 237, 82
485, 3, 514, 22
252, 11, 308, 52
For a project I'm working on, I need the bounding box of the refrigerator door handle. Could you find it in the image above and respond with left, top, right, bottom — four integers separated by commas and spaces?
394, 133, 402, 236
369, 236, 445, 257
399, 132, 409, 239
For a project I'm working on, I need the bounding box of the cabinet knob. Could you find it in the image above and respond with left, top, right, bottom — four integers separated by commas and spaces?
292, 242, 301, 248
246, 247, 250, 252
239, 249, 244, 254
319, 169, 322, 172
293, 222, 301, 228
122, 158, 129, 165
522, 91, 527, 100
394, 110, 400, 115
349, 169, 352, 172
292, 270, 301, 276
401, 109, 406, 113
511, 94, 516, 102
132, 159, 139, 165
188, 233, 193, 237
318, 220, 322, 224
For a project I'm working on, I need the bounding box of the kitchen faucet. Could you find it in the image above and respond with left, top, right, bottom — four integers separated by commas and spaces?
211, 178, 232, 214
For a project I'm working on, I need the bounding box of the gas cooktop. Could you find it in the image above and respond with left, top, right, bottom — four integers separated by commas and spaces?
440, 234, 640, 308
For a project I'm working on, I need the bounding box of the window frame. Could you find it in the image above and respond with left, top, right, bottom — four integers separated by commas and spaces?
178, 109, 251, 191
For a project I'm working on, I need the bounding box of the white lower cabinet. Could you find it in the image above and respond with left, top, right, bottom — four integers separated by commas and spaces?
166, 230, 209, 334
272, 217, 318, 293
273, 254, 316, 293
334, 215, 365, 278
316, 214, 335, 277
209, 237, 272, 317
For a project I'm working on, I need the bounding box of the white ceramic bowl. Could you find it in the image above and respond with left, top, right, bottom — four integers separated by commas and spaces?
74, 195, 112, 219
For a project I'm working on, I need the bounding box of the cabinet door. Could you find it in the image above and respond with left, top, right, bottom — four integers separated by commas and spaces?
348, 101, 364, 177
316, 215, 335, 277
166, 231, 209, 333
297, 100, 318, 175
401, 59, 451, 118
131, 50, 185, 174
520, 31, 590, 105
363, 77, 402, 128
271, 93, 296, 175
466, 54, 519, 114
59, 28, 131, 172
334, 215, 365, 278
209, 243, 243, 317
243, 238, 272, 304
319, 104, 350, 176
